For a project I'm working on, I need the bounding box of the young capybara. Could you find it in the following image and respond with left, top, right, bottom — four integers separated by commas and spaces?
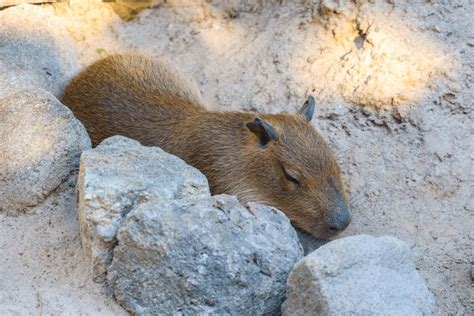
61, 54, 351, 239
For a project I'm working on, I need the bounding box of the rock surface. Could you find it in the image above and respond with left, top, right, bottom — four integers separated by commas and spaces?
78, 136, 302, 314
282, 235, 435, 316
0, 89, 90, 214
108, 195, 303, 315
0, 4, 80, 98
77, 136, 210, 282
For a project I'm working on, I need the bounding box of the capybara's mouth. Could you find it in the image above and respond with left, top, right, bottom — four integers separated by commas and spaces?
298, 228, 331, 246
313, 239, 330, 247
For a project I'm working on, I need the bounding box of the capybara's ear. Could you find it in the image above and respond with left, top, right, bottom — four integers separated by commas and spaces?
246, 118, 278, 148
298, 95, 315, 122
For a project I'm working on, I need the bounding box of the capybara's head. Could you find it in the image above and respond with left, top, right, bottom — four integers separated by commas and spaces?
244, 96, 351, 239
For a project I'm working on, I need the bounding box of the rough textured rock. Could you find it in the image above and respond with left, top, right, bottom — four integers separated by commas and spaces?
78, 136, 302, 314
282, 235, 435, 315
0, 4, 80, 98
77, 136, 210, 282
108, 194, 303, 315
0, 89, 91, 214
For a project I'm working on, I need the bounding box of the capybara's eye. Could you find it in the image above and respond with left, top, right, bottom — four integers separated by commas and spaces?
281, 166, 300, 187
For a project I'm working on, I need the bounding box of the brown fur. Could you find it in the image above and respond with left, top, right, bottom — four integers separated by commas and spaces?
61, 54, 350, 239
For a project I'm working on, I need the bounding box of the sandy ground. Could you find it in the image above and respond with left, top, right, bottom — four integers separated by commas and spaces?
0, 176, 127, 314
0, 0, 472, 314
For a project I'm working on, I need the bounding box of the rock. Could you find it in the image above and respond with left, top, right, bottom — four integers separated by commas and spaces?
77, 136, 210, 282
0, 89, 90, 214
78, 136, 302, 313
77, 136, 303, 314
282, 235, 435, 315
0, 4, 80, 98
108, 195, 303, 315
109, 0, 162, 21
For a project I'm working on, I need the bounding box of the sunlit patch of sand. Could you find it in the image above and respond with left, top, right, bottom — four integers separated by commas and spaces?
295, 5, 457, 109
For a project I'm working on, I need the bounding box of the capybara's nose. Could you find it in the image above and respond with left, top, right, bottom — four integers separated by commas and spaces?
327, 205, 351, 231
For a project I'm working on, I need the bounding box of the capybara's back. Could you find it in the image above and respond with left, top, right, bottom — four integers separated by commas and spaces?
61, 54, 205, 146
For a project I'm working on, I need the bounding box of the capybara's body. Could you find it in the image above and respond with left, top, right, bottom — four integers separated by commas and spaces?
62, 54, 351, 239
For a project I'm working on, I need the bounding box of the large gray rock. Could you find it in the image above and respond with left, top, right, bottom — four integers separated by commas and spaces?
77, 136, 303, 314
108, 194, 303, 315
282, 235, 435, 315
0, 89, 90, 214
77, 136, 211, 282
0, 4, 80, 98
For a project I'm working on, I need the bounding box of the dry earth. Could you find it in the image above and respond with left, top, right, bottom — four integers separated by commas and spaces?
0, 0, 472, 314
